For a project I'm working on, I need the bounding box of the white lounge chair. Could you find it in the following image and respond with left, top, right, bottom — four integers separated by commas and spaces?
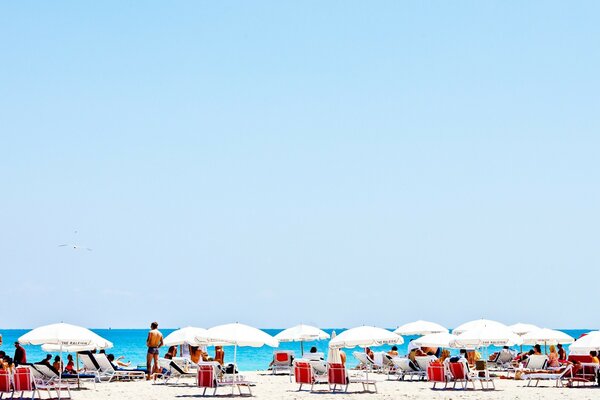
523, 355, 548, 371
94, 353, 146, 382
523, 365, 573, 387
155, 358, 196, 384
353, 352, 376, 371
414, 356, 437, 372
389, 357, 425, 381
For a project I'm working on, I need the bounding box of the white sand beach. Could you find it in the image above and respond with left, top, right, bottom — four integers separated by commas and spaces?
69, 371, 599, 400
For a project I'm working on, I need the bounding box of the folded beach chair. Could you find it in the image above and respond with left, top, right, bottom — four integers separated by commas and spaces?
353, 352, 376, 371
0, 369, 12, 399
95, 353, 146, 382
470, 360, 495, 390
447, 362, 475, 390
427, 363, 448, 389
197, 363, 252, 396
389, 357, 425, 381
328, 363, 377, 393
271, 350, 294, 376
523, 355, 548, 371
293, 361, 327, 392
523, 364, 573, 387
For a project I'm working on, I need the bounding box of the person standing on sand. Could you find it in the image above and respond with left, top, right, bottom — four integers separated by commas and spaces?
146, 322, 163, 379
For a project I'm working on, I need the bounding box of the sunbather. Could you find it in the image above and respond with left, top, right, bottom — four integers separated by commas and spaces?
214, 346, 225, 365
365, 347, 374, 361
557, 344, 567, 360
548, 346, 560, 367
65, 354, 76, 373
340, 349, 346, 366
53, 355, 63, 372
164, 346, 177, 359
439, 349, 451, 363
108, 354, 132, 368
533, 344, 542, 355
37, 354, 53, 368
388, 346, 399, 357
590, 351, 599, 364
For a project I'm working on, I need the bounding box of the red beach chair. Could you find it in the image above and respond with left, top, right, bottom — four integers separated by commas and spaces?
448, 362, 475, 390
427, 363, 447, 389
271, 351, 294, 377
327, 363, 349, 392
328, 363, 377, 393
0, 369, 12, 398
197, 364, 252, 396
294, 362, 318, 391
13, 367, 41, 400
567, 355, 598, 386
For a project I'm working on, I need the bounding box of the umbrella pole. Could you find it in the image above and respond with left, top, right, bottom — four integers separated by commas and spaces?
301, 341, 304, 356
232, 344, 238, 396
76, 353, 81, 389
59, 343, 63, 400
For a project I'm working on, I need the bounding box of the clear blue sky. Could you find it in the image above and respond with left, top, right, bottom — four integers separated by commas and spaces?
1, 1, 598, 329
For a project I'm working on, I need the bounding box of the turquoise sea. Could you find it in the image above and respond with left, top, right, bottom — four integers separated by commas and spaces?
0, 328, 592, 371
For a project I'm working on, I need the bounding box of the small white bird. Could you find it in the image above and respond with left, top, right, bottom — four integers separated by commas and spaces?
58, 244, 93, 251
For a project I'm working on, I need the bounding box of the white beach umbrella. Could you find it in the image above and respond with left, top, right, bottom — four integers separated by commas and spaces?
207, 323, 278, 348
452, 319, 508, 335
414, 332, 458, 348
163, 326, 211, 347
19, 323, 112, 399
327, 331, 342, 364
394, 320, 448, 336
274, 324, 329, 356
521, 328, 574, 346
451, 325, 522, 348
509, 323, 540, 336
569, 331, 600, 355
329, 326, 403, 349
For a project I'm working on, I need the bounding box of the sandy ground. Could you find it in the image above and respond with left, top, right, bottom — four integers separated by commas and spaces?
64, 371, 600, 400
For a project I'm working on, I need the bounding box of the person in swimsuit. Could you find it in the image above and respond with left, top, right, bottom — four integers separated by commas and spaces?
146, 321, 163, 379
214, 346, 225, 365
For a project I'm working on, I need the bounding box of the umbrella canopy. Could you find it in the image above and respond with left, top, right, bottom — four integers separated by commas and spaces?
274, 324, 329, 342
394, 320, 448, 336
19, 323, 112, 349
206, 323, 278, 347
452, 319, 508, 335
164, 326, 211, 347
329, 326, 403, 348
414, 332, 458, 348
509, 323, 540, 336
569, 331, 600, 355
327, 331, 341, 364
451, 324, 522, 348
521, 328, 574, 346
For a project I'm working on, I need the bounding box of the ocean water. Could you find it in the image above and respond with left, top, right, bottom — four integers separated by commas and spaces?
0, 328, 592, 371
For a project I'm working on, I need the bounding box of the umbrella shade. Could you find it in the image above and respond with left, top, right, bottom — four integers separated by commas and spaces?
394, 320, 448, 336
569, 331, 600, 354
207, 323, 278, 347
19, 323, 112, 348
452, 319, 508, 335
521, 328, 574, 346
414, 332, 458, 348
329, 326, 403, 348
451, 325, 522, 348
274, 324, 329, 342
509, 323, 540, 336
164, 327, 211, 347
